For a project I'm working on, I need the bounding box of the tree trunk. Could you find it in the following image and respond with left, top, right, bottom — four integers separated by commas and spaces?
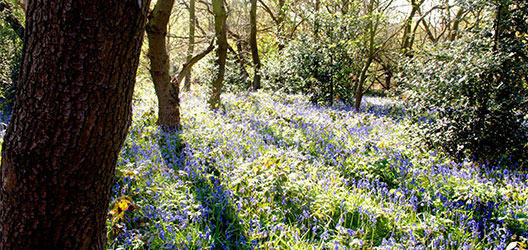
147, 0, 181, 131
0, 1, 150, 249
183, 0, 196, 92
277, 0, 286, 50
385, 72, 392, 90
250, 0, 261, 90
449, 7, 465, 41
314, 0, 320, 38
209, 0, 228, 109
355, 0, 375, 111
355, 58, 373, 111
227, 43, 250, 87
493, 3, 508, 51
401, 0, 422, 56
227, 30, 250, 86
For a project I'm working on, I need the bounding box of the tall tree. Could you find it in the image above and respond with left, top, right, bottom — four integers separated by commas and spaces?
354, 0, 376, 111
0, 0, 150, 249
147, 0, 181, 131
183, 0, 196, 92
354, 0, 394, 110
209, 0, 228, 109
250, 0, 261, 90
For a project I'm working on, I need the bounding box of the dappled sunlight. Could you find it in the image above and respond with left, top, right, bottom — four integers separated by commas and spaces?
106, 86, 528, 249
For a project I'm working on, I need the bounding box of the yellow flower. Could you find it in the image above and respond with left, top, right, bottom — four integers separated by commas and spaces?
118, 198, 131, 212
125, 170, 139, 180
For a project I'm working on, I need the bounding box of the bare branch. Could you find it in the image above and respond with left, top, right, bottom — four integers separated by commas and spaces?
173, 38, 215, 90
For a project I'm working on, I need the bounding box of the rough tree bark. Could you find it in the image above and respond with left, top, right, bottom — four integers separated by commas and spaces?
250, 0, 261, 90
209, 0, 228, 109
0, 0, 150, 249
147, 0, 181, 131
183, 0, 196, 92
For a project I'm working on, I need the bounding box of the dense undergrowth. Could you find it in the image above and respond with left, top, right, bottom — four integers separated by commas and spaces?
105, 81, 528, 249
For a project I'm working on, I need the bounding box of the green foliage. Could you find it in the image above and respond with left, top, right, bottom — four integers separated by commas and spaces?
103, 84, 528, 249
398, 28, 528, 164
263, 36, 356, 106
0, 11, 22, 111
194, 52, 251, 94
222, 54, 251, 92
262, 11, 364, 106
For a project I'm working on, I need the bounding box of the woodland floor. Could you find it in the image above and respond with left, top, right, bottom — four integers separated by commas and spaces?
1, 81, 526, 250
105, 82, 527, 250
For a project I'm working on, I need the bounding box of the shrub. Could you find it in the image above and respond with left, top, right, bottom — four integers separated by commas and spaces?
0, 16, 22, 113
193, 51, 251, 94
398, 31, 527, 164
261, 10, 365, 106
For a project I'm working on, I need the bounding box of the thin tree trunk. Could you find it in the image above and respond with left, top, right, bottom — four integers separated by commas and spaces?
314, 0, 320, 38
355, 0, 375, 111
408, 5, 442, 48
401, 0, 422, 56
421, 19, 437, 43
250, 0, 261, 90
277, 0, 286, 50
449, 7, 465, 41
227, 44, 250, 87
183, 0, 196, 92
0, 1, 150, 249
227, 30, 250, 85
355, 57, 373, 111
209, 0, 228, 109
147, 0, 181, 131
494, 3, 508, 51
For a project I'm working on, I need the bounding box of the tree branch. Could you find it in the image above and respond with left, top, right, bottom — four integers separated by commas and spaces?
258, 0, 278, 24
172, 38, 215, 89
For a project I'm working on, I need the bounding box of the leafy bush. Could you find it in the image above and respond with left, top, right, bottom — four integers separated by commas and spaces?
262, 11, 363, 106
223, 54, 251, 93
262, 37, 356, 106
193, 51, 251, 94
0, 15, 22, 112
398, 31, 528, 164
